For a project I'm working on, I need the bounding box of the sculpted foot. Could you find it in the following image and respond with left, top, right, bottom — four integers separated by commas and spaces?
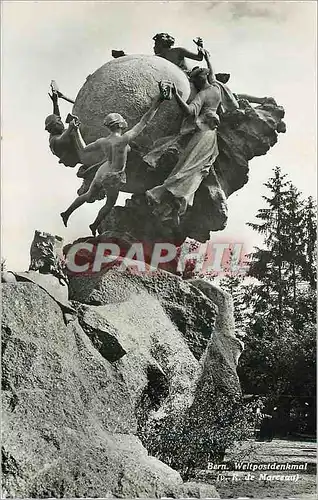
89, 223, 97, 237
60, 212, 69, 228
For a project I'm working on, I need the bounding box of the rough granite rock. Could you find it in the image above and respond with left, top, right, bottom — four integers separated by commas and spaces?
190, 278, 244, 368
180, 481, 221, 499
67, 260, 242, 469
130, 276, 243, 469
68, 259, 219, 360
171, 281, 245, 468
68, 262, 206, 415
76, 303, 127, 362
13, 270, 74, 314
2, 283, 221, 498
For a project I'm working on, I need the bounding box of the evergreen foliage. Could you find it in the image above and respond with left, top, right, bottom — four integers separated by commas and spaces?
220, 167, 316, 430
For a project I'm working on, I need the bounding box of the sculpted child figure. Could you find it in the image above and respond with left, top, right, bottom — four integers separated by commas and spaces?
60, 93, 164, 236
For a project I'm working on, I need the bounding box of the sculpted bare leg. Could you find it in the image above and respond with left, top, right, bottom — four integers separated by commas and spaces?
60, 183, 99, 227
61, 94, 163, 231
89, 188, 119, 237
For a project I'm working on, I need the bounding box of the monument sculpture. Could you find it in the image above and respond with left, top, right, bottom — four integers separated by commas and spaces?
29, 230, 68, 286
46, 37, 285, 245
113, 32, 206, 72
3, 34, 287, 499
45, 81, 80, 168
146, 49, 221, 226
112, 33, 275, 111
60, 92, 165, 235
153, 33, 205, 73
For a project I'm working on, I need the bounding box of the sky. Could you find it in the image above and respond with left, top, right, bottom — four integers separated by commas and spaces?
1, 1, 317, 271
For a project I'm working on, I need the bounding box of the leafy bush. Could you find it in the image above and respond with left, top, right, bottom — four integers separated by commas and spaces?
139, 392, 254, 479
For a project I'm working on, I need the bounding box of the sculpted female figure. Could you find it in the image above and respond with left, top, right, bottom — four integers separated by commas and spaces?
60, 94, 164, 236
146, 50, 222, 225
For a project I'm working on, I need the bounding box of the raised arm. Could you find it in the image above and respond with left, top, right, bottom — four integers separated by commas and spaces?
48, 90, 60, 116
50, 80, 76, 105
203, 49, 216, 84
81, 138, 104, 154
124, 95, 163, 142
172, 84, 194, 116
180, 37, 205, 61
179, 47, 204, 62
62, 121, 104, 165
72, 124, 87, 153
58, 91, 75, 105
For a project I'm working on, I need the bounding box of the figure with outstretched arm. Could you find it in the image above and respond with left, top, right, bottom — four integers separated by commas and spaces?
235, 93, 277, 105
199, 49, 240, 113
45, 83, 80, 168
50, 79, 75, 105
197, 52, 276, 112
112, 42, 278, 110
55, 91, 75, 105
203, 49, 217, 85
60, 92, 164, 235
153, 33, 205, 71
112, 33, 205, 72
146, 56, 223, 225
173, 50, 221, 117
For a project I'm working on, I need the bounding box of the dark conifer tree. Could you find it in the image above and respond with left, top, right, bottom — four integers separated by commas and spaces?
237, 167, 316, 406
